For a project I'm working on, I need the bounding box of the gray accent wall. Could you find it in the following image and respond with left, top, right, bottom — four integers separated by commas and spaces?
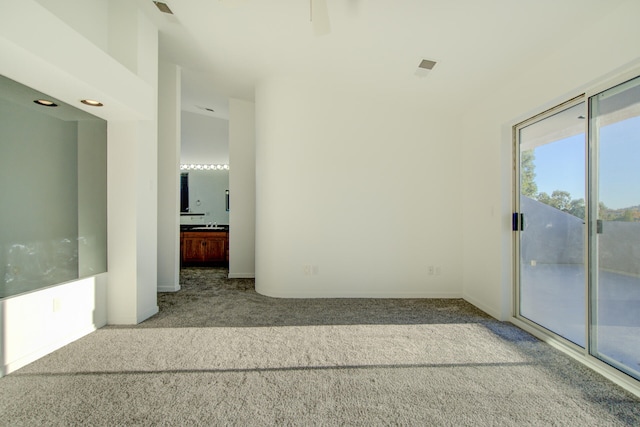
520, 196, 584, 266
521, 196, 640, 276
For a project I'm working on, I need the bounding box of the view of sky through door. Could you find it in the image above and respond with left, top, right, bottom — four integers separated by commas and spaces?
533, 116, 640, 211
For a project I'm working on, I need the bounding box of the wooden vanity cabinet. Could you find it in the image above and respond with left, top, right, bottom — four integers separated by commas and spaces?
180, 231, 228, 265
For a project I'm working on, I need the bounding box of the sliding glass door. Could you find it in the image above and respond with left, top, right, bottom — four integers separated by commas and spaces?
515, 74, 640, 382
589, 76, 640, 379
516, 100, 586, 347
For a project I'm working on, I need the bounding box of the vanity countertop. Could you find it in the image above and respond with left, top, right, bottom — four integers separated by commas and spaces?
180, 224, 228, 232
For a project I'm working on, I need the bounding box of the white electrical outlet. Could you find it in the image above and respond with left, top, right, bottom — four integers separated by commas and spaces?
435, 266, 442, 276
428, 266, 434, 276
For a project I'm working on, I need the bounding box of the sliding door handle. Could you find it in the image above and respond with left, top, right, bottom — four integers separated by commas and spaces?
512, 213, 524, 231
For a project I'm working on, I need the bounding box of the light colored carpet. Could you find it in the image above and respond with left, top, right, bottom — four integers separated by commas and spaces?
0, 267, 638, 426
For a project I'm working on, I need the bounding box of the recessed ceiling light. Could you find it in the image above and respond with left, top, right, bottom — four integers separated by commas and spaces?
81, 99, 103, 107
153, 1, 173, 14
33, 99, 58, 107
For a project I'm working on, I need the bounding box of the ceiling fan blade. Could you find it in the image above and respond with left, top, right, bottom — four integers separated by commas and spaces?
311, 0, 331, 36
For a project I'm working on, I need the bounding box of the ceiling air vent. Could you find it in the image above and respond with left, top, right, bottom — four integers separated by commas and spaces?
153, 1, 173, 14
418, 59, 437, 70
415, 59, 437, 78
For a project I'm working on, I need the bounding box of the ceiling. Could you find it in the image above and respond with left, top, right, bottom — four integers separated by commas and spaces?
139, 0, 624, 119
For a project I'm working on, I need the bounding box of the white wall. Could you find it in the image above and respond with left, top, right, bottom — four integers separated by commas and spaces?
255, 77, 462, 297
104, 1, 159, 324
228, 99, 256, 279
0, 0, 159, 374
35, 0, 108, 52
181, 112, 229, 165
157, 62, 181, 292
108, 0, 139, 75
0, 1, 154, 121
461, 0, 640, 320
107, 121, 140, 323
107, 120, 160, 324
134, 119, 160, 323
0, 274, 107, 376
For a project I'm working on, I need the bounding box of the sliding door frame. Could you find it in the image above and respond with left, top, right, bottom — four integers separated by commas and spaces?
512, 94, 587, 355
511, 66, 640, 397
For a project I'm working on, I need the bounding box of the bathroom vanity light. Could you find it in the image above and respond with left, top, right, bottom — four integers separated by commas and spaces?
180, 164, 229, 171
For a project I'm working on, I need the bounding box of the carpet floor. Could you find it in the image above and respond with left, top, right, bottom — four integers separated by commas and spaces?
0, 267, 639, 426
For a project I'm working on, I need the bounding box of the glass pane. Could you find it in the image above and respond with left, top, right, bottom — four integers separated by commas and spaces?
518, 102, 586, 347
590, 76, 640, 380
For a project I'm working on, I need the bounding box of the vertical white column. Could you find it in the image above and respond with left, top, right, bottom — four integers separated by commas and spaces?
106, 3, 159, 324
107, 120, 159, 324
135, 119, 159, 323
107, 121, 139, 323
157, 63, 181, 291
133, 8, 159, 323
228, 99, 256, 278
